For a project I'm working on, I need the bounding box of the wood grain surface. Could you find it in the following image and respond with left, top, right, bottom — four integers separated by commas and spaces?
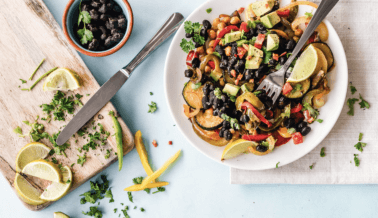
0, 0, 134, 211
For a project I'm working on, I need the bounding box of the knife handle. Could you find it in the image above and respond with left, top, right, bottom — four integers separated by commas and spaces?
123, 13, 184, 74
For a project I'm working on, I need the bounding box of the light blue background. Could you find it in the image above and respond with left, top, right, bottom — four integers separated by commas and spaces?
1, 0, 377, 217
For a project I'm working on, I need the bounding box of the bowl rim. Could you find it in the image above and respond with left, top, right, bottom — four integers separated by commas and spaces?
62, 0, 134, 57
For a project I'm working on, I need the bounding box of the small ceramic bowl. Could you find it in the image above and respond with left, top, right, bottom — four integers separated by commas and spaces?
62, 0, 133, 57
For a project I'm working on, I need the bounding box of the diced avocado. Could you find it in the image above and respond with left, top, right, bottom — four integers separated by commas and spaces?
241, 83, 251, 93
260, 11, 281, 28
223, 83, 240, 96
224, 31, 242, 44
236, 39, 248, 47
248, 45, 264, 57
246, 56, 263, 69
251, 0, 274, 17
266, 34, 280, 51
210, 70, 222, 81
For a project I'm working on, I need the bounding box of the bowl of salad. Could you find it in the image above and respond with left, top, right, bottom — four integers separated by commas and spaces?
164, 0, 348, 170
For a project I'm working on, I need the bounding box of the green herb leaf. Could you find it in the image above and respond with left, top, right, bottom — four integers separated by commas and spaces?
141, 207, 145, 212
287, 128, 296, 134
77, 154, 87, 166
305, 12, 313, 18
184, 21, 193, 34
309, 164, 314, 169
347, 98, 359, 116
82, 206, 103, 218
350, 85, 357, 95
105, 188, 114, 203
127, 191, 133, 202
359, 133, 363, 141
150, 92, 153, 95
13, 126, 23, 135
354, 154, 360, 167
132, 177, 143, 185
179, 38, 195, 53
193, 34, 205, 45
152, 187, 166, 194
316, 119, 323, 123
20, 79, 27, 84
320, 147, 325, 157
359, 94, 370, 109
148, 101, 157, 113
206, 8, 212, 13
276, 162, 280, 168
214, 88, 222, 99
354, 142, 367, 152
78, 29, 94, 45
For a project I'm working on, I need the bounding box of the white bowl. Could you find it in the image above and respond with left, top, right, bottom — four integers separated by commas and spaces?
164, 0, 348, 170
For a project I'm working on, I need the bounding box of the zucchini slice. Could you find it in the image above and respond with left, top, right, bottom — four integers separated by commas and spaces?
310, 42, 334, 70
195, 109, 224, 131
283, 79, 311, 99
182, 81, 204, 109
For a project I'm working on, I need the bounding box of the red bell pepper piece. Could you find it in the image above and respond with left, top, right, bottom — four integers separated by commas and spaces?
277, 9, 290, 17
254, 34, 265, 49
208, 61, 215, 69
217, 25, 239, 39
291, 103, 303, 114
238, 7, 245, 14
292, 132, 304, 144
235, 74, 243, 85
213, 38, 221, 47
282, 82, 293, 95
186, 50, 198, 67
280, 52, 287, 57
272, 131, 291, 147
237, 47, 247, 59
242, 134, 270, 142
240, 22, 249, 33
266, 109, 274, 119
241, 102, 272, 127
272, 53, 279, 61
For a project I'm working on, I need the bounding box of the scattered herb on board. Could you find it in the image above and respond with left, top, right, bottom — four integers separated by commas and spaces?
48, 132, 70, 157
346, 98, 359, 116
104, 149, 111, 159
305, 11, 313, 18
109, 111, 124, 171
13, 126, 23, 136
206, 8, 212, 13
105, 188, 114, 203
359, 133, 363, 141
127, 191, 133, 203
354, 154, 360, 167
350, 85, 357, 95
77, 2, 93, 45
320, 147, 326, 157
20, 79, 27, 84
28, 58, 45, 80
141, 208, 145, 212
77, 154, 87, 166
276, 162, 280, 168
51, 157, 58, 164
41, 91, 80, 121
309, 164, 314, 169
82, 206, 103, 218
359, 94, 370, 109
148, 101, 157, 113
150, 92, 153, 95
80, 175, 110, 204
354, 142, 367, 152
21, 67, 58, 91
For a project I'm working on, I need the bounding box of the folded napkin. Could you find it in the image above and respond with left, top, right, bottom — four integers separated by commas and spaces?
231, 0, 378, 184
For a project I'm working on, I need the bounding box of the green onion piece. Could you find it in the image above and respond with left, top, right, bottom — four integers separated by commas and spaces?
29, 58, 45, 80
22, 67, 58, 91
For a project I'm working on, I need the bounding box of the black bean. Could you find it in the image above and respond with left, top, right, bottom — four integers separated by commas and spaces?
184, 69, 193, 78
215, 45, 224, 55
235, 60, 245, 73
118, 18, 127, 29
245, 28, 255, 40
213, 109, 219, 116
89, 9, 99, 20
231, 46, 238, 57
200, 28, 208, 40
301, 126, 311, 136
265, 99, 273, 109
277, 96, 287, 109
202, 20, 211, 30
229, 56, 238, 66
88, 39, 99, 50
256, 23, 265, 30
297, 121, 308, 130
112, 33, 123, 42
113, 4, 122, 13
224, 130, 232, 141
202, 97, 211, 110
192, 58, 200, 68
286, 39, 296, 50
213, 98, 222, 109
220, 59, 228, 69
257, 29, 268, 34
185, 32, 194, 38
91, 1, 101, 8
240, 114, 250, 123
219, 127, 226, 138
257, 64, 268, 75
284, 118, 296, 129
209, 84, 215, 91
202, 83, 209, 94
256, 145, 268, 152
98, 4, 107, 13
268, 59, 276, 66
279, 56, 287, 65
244, 69, 254, 81
223, 121, 231, 129
221, 94, 228, 103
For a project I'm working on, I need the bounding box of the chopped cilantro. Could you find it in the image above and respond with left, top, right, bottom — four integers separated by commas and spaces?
77, 154, 87, 166
350, 85, 357, 94
206, 8, 212, 13
152, 187, 166, 194
82, 206, 102, 218
75, 93, 83, 99
150, 92, 153, 95
42, 91, 76, 121
309, 164, 314, 169
214, 88, 222, 99
354, 154, 360, 167
20, 79, 27, 84
359, 94, 370, 109
114, 208, 117, 213
127, 191, 133, 202
13, 126, 23, 135
122, 209, 130, 218
180, 38, 195, 53
354, 142, 367, 152
105, 188, 114, 203
51, 157, 58, 164
359, 133, 363, 141
141, 207, 145, 212
104, 149, 111, 159
305, 12, 313, 18
346, 98, 359, 116
316, 119, 323, 123
276, 162, 280, 168
148, 101, 157, 113
320, 147, 325, 157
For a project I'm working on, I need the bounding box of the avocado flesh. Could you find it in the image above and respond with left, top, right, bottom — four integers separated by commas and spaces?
251, 0, 274, 17
223, 83, 240, 96
266, 34, 280, 51
224, 31, 242, 44
261, 12, 281, 28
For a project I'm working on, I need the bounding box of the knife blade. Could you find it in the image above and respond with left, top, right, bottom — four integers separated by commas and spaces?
56, 13, 184, 145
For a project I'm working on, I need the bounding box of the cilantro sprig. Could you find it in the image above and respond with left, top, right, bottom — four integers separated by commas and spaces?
180, 21, 205, 53
148, 101, 157, 113
77, 2, 93, 45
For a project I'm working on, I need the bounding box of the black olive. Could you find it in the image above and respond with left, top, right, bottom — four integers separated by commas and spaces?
184, 69, 193, 78
219, 107, 226, 115
213, 98, 222, 109
286, 39, 296, 50
213, 109, 219, 116
82, 4, 90, 12
277, 96, 287, 109
245, 69, 254, 81
256, 23, 265, 30
268, 59, 276, 66
200, 28, 208, 40
202, 98, 211, 110
224, 130, 232, 141
220, 59, 228, 69
91, 1, 101, 8
113, 4, 122, 13
235, 60, 245, 73
279, 56, 287, 65
255, 70, 264, 79
98, 4, 107, 13
191, 58, 200, 68
108, 17, 118, 29
256, 145, 268, 152
284, 118, 296, 129
194, 42, 202, 48
219, 127, 226, 138
240, 114, 250, 123
185, 32, 194, 38
88, 39, 100, 50
297, 121, 308, 130
209, 84, 215, 91
257, 64, 268, 75
244, 28, 255, 39
89, 9, 99, 20
112, 33, 123, 42
215, 45, 224, 55
202, 20, 211, 30
223, 121, 231, 129
221, 94, 228, 103
118, 18, 127, 29
301, 126, 311, 136
257, 29, 268, 34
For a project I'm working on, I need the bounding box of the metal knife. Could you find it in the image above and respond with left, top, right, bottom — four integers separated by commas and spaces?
56, 13, 184, 145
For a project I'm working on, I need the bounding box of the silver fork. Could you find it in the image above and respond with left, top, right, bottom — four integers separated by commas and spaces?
257, 0, 339, 103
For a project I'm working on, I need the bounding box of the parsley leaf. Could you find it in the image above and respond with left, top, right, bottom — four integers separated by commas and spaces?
82, 206, 103, 218
350, 85, 357, 94
276, 162, 280, 168
358, 133, 363, 141
20, 79, 27, 84
309, 164, 314, 169
148, 101, 157, 113
77, 154, 87, 166
78, 29, 94, 45
132, 177, 144, 185
192, 23, 202, 33
184, 21, 193, 34
193, 34, 205, 45
105, 188, 114, 203
354, 154, 360, 167
346, 98, 359, 116
206, 8, 212, 13
104, 149, 111, 159
354, 142, 367, 152
359, 94, 370, 109
305, 12, 313, 18
152, 187, 166, 194
179, 38, 195, 53
78, 11, 91, 26
13, 126, 23, 135
127, 191, 133, 202
316, 119, 323, 123
320, 147, 325, 157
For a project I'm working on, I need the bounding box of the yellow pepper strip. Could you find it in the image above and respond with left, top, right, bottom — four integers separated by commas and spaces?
135, 130, 154, 177
140, 150, 181, 188
124, 182, 169, 192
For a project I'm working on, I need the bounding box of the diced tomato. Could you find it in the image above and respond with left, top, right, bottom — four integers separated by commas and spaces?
230, 70, 237, 78
254, 34, 265, 49
303, 110, 315, 123
241, 102, 272, 127
291, 103, 303, 113
272, 131, 291, 147
282, 82, 293, 95
152, 140, 158, 147
292, 132, 304, 144
272, 53, 279, 61
238, 7, 245, 14
280, 52, 287, 57
168, 141, 173, 145
242, 134, 270, 141
292, 112, 304, 123
186, 50, 199, 67
235, 74, 243, 85
240, 22, 249, 33
277, 9, 290, 17
208, 61, 215, 69
237, 47, 247, 59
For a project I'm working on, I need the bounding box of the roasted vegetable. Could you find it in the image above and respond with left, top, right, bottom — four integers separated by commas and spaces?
195, 109, 224, 130
236, 92, 265, 111
283, 79, 311, 99
182, 81, 204, 109
310, 42, 334, 70
191, 117, 230, 147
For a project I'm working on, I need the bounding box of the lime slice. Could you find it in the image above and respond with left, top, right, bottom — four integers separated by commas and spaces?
40, 166, 72, 201
54, 212, 70, 218
287, 44, 319, 83
14, 173, 47, 205
22, 160, 62, 183
42, 68, 81, 91
221, 139, 257, 160
15, 142, 51, 172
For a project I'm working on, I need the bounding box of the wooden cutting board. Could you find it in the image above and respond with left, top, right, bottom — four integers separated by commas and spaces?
0, 0, 134, 211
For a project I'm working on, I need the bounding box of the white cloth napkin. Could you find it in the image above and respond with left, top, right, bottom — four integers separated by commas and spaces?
231, 0, 378, 184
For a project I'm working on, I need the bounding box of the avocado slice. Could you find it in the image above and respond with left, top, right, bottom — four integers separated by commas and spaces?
248, 44, 264, 57
224, 31, 242, 44
241, 83, 254, 93
223, 83, 240, 96
261, 11, 281, 28
251, 0, 275, 17
210, 70, 222, 81
266, 34, 280, 51
245, 44, 264, 70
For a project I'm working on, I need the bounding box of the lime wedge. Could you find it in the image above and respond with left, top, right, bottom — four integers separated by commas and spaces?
221, 139, 257, 160
54, 212, 70, 218
15, 142, 51, 172
40, 166, 72, 201
287, 44, 319, 83
42, 68, 81, 91
22, 160, 62, 183
14, 173, 46, 205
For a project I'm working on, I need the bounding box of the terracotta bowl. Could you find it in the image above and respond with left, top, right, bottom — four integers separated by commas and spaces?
62, 0, 133, 57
